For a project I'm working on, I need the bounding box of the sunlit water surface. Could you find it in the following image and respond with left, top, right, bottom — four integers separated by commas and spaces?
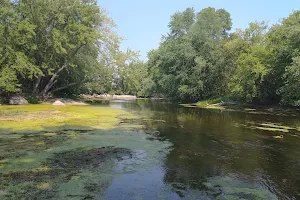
103, 99, 300, 200
1, 100, 300, 200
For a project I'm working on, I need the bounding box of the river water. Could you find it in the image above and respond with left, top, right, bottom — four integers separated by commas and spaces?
1, 100, 300, 200
103, 99, 300, 200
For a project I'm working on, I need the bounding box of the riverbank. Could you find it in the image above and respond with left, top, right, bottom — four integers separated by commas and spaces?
0, 94, 138, 106
80, 94, 137, 100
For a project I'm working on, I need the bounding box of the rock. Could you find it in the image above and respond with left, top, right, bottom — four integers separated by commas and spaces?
52, 100, 66, 106
9, 95, 29, 105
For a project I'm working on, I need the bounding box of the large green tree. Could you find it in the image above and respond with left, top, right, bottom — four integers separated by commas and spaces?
147, 8, 300, 106
0, 0, 40, 93
148, 7, 232, 101
268, 11, 300, 105
0, 0, 121, 97
228, 22, 273, 103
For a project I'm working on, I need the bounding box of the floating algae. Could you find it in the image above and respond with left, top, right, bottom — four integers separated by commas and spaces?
37, 182, 52, 190
203, 175, 278, 200
0, 105, 172, 199
237, 121, 297, 133
0, 105, 136, 133
256, 123, 295, 133
255, 126, 290, 133
0, 131, 172, 199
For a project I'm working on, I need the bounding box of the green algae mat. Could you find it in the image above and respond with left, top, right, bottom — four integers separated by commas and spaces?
0, 104, 171, 199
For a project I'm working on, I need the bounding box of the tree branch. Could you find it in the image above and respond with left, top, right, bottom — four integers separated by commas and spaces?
32, 76, 41, 95
50, 82, 78, 93
71, 42, 87, 57
40, 64, 67, 96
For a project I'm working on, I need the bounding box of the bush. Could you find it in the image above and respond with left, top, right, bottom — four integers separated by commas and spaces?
26, 96, 40, 104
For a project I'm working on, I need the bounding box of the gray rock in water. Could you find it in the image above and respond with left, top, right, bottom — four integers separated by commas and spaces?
9, 95, 29, 105
52, 100, 66, 106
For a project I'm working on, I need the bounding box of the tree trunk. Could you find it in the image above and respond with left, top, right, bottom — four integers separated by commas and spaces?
40, 78, 56, 97
49, 82, 78, 94
32, 77, 41, 95
40, 65, 67, 96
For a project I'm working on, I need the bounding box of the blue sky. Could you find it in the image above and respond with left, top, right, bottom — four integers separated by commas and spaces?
98, 0, 299, 60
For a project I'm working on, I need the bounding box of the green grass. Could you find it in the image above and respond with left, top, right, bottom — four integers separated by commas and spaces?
25, 96, 40, 104
196, 96, 235, 107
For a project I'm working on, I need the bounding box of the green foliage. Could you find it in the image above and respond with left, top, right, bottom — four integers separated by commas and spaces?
230, 45, 270, 102
101, 49, 150, 96
2, 2, 300, 106
148, 7, 232, 102
147, 8, 300, 106
0, 0, 127, 97
0, 0, 41, 92
280, 56, 300, 106
267, 11, 300, 105
196, 96, 235, 108
25, 96, 40, 104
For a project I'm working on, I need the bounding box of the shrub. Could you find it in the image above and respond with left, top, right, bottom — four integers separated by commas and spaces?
26, 95, 40, 104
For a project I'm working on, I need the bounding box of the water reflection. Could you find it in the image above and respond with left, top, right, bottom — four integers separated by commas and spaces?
104, 99, 300, 199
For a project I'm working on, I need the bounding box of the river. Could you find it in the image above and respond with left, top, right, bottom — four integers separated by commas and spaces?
104, 99, 300, 200
1, 99, 300, 199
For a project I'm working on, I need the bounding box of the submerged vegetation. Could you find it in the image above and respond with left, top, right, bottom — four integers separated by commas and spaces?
0, 104, 172, 199
0, 105, 135, 131
1, 99, 300, 199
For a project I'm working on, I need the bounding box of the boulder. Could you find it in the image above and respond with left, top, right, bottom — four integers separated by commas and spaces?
52, 100, 66, 106
9, 95, 29, 105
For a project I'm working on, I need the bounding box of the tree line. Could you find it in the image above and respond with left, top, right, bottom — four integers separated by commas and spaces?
145, 8, 300, 106
1, 1, 300, 106
0, 0, 148, 99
